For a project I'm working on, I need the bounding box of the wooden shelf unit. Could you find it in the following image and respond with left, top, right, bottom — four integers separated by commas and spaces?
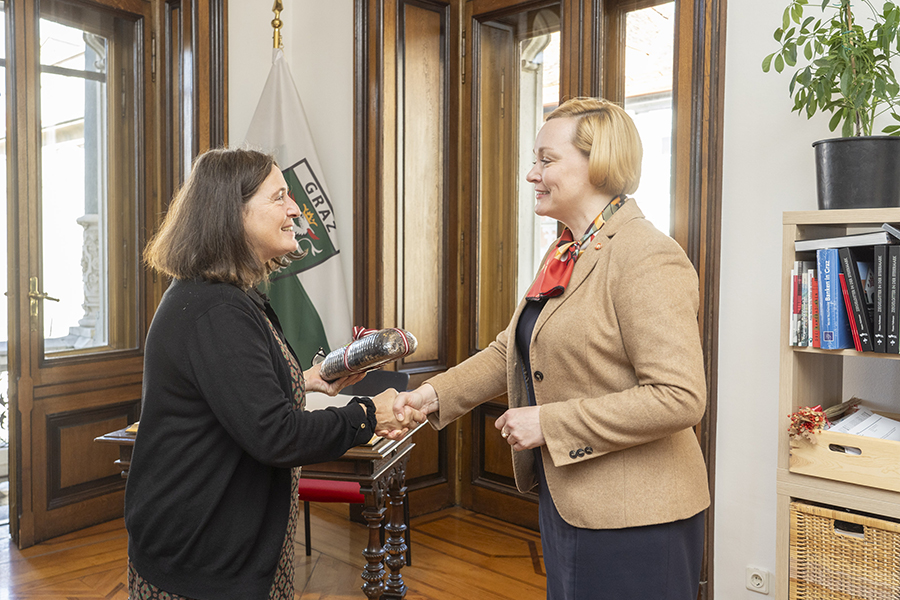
776, 208, 900, 600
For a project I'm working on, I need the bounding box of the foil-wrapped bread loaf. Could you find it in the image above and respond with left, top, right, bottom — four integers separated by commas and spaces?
319, 327, 417, 381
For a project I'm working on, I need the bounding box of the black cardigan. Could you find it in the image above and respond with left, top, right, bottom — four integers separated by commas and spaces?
125, 278, 375, 599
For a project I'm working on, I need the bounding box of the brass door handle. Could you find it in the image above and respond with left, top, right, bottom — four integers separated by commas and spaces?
28, 276, 59, 303
28, 290, 60, 302
28, 276, 60, 329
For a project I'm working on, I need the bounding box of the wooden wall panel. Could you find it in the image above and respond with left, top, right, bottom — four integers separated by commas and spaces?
478, 408, 515, 483
58, 418, 123, 489
33, 387, 140, 540
405, 425, 445, 485
399, 2, 446, 367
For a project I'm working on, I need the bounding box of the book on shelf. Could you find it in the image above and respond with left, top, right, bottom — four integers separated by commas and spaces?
839, 271, 861, 350
790, 262, 799, 346
816, 248, 853, 350
789, 261, 816, 346
889, 245, 900, 353
799, 262, 813, 346
806, 263, 817, 346
873, 245, 888, 352
810, 271, 821, 348
838, 246, 874, 352
861, 258, 876, 327
794, 227, 900, 252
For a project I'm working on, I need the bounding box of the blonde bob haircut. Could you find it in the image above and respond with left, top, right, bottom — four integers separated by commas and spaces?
546, 97, 643, 196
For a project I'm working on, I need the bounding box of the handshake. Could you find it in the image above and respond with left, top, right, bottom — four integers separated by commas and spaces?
375, 384, 543, 450
370, 385, 437, 439
305, 364, 434, 438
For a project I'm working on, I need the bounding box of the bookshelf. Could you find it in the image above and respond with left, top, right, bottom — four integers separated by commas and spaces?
776, 208, 900, 599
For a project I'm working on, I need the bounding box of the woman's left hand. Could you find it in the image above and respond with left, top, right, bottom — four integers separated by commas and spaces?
304, 363, 367, 395
495, 406, 545, 451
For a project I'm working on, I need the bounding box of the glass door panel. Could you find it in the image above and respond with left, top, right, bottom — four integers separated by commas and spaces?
38, 1, 138, 357
516, 24, 560, 301
473, 4, 561, 350
623, 1, 675, 235
475, 20, 516, 350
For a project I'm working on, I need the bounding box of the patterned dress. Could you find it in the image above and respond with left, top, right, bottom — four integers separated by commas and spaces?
128, 312, 305, 600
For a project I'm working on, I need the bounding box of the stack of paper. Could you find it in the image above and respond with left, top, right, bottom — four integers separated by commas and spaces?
828, 408, 900, 441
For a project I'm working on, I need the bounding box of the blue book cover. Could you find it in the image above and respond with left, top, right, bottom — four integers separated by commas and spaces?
816, 248, 853, 349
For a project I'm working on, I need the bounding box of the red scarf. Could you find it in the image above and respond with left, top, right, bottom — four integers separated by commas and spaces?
525, 196, 626, 301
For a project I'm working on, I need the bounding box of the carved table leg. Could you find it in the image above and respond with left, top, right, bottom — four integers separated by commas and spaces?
382, 457, 410, 599
359, 482, 386, 599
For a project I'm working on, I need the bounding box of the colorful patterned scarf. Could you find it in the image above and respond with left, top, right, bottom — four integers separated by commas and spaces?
525, 195, 627, 301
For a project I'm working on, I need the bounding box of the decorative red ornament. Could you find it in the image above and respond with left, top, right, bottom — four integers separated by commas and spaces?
787, 405, 830, 442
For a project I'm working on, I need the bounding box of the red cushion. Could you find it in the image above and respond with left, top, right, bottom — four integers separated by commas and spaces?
297, 479, 365, 503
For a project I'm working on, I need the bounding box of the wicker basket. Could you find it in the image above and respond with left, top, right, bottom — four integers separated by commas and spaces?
790, 502, 900, 599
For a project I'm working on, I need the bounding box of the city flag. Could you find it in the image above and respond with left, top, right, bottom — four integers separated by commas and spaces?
243, 48, 352, 368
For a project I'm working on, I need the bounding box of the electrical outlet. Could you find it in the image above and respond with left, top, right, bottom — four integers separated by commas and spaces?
746, 567, 770, 594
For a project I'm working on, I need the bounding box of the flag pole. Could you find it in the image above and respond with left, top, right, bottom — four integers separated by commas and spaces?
272, 0, 284, 49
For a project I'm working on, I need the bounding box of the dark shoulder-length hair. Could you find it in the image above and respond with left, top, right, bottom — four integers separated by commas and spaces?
144, 147, 288, 289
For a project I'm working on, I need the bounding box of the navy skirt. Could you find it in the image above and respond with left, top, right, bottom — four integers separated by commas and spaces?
536, 452, 704, 600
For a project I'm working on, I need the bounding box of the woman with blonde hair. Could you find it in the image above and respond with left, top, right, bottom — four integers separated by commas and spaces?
391, 98, 709, 599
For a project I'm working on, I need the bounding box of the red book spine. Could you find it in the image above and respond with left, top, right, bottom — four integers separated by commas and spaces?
811, 274, 821, 348
840, 273, 862, 351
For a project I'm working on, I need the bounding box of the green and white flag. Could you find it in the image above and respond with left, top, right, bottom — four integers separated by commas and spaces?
244, 49, 352, 368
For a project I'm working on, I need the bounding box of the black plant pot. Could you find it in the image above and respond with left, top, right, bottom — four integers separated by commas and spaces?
814, 136, 900, 209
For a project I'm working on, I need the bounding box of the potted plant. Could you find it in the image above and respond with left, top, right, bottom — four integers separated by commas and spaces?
762, 0, 900, 209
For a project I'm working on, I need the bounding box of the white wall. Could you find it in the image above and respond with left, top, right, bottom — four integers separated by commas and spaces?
718, 0, 842, 598
229, 0, 355, 301
227, 1, 876, 597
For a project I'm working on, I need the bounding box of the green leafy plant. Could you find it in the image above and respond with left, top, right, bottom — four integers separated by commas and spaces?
762, 0, 900, 136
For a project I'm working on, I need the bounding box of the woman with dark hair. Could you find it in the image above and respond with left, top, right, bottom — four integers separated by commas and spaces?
390, 98, 709, 599
125, 147, 421, 600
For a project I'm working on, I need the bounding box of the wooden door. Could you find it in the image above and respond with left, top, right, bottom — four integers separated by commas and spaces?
6, 0, 226, 548
7, 0, 153, 547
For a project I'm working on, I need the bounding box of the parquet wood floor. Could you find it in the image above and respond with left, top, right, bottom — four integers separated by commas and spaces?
0, 505, 546, 599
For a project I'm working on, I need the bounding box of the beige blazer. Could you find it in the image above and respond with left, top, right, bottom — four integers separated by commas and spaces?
427, 200, 710, 529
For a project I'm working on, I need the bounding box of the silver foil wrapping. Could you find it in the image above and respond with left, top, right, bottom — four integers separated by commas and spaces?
319, 328, 417, 381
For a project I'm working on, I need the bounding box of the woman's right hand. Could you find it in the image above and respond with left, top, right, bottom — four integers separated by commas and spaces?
389, 384, 439, 437
372, 388, 426, 438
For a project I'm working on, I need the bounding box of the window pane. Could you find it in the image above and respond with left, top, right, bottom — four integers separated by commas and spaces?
473, 5, 561, 349
623, 2, 675, 235
39, 0, 138, 357
517, 27, 560, 301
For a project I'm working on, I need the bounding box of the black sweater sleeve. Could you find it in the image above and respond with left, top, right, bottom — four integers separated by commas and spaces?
181, 297, 375, 467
